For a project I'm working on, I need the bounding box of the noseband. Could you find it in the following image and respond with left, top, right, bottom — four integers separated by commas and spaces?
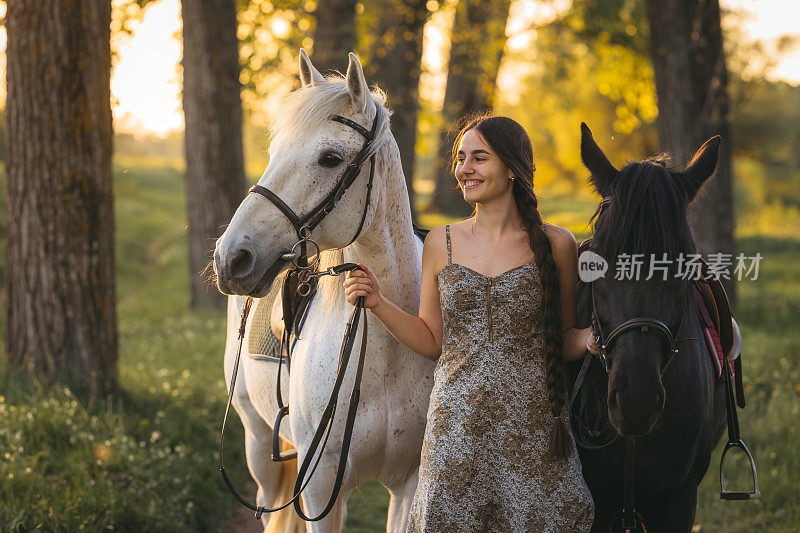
248, 104, 382, 291
590, 280, 693, 376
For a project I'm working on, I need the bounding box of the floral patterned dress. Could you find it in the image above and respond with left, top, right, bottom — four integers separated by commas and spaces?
406, 225, 594, 533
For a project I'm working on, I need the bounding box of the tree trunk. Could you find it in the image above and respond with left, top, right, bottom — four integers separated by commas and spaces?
5, 0, 117, 395
427, 0, 512, 216
364, 0, 430, 221
312, 0, 357, 73
182, 0, 246, 307
646, 0, 736, 304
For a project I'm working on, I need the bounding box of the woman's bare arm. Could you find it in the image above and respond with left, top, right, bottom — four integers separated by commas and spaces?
546, 224, 593, 362
344, 226, 447, 359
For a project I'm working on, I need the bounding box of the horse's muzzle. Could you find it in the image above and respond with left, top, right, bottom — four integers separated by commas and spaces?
608, 386, 665, 437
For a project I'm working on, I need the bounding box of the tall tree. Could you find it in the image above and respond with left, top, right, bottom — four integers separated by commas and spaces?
311, 0, 357, 73
182, 0, 246, 307
646, 0, 736, 303
5, 0, 117, 395
428, 0, 512, 216
363, 0, 431, 220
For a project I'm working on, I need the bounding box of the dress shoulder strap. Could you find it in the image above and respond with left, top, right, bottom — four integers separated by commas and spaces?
445, 224, 452, 264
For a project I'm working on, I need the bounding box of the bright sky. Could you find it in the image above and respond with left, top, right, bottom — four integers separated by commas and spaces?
73, 0, 800, 135
111, 0, 183, 136
724, 0, 800, 81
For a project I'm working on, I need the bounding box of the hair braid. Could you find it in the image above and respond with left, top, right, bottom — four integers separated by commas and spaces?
514, 189, 571, 460
455, 115, 572, 460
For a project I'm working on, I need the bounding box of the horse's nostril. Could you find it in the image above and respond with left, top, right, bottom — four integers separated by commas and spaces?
230, 248, 255, 279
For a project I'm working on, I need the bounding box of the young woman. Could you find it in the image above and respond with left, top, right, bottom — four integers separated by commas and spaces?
344, 116, 595, 531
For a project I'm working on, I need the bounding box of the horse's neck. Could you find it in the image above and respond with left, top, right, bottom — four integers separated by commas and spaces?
318, 136, 421, 315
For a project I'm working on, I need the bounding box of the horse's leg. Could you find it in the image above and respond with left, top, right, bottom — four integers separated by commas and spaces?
385, 471, 419, 533
638, 478, 698, 533
293, 455, 351, 533
236, 399, 305, 533
225, 296, 303, 532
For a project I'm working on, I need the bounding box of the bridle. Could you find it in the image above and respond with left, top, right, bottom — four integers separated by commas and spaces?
572, 195, 698, 532
581, 197, 696, 378
589, 274, 693, 378
586, 249, 696, 531
219, 103, 383, 522
248, 104, 383, 293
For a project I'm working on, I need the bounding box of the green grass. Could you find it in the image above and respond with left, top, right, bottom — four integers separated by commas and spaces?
694, 236, 800, 532
1, 160, 798, 531
0, 162, 249, 531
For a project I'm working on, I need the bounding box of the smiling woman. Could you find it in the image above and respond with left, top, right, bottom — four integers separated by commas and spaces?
345, 115, 596, 531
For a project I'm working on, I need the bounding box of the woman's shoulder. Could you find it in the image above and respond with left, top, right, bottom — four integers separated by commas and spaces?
542, 223, 577, 252
423, 224, 446, 244
423, 220, 470, 241
421, 225, 448, 270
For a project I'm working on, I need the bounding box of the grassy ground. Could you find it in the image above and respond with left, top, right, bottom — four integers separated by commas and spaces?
0, 163, 248, 531
0, 161, 797, 531
693, 236, 800, 532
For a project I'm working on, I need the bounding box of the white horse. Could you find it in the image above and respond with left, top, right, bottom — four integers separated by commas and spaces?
214, 50, 434, 532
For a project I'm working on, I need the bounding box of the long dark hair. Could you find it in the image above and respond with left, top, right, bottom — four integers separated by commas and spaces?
452, 115, 571, 460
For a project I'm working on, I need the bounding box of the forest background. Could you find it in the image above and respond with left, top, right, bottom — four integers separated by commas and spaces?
0, 0, 798, 531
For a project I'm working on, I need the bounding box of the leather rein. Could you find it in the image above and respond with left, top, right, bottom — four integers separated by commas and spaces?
219, 104, 382, 522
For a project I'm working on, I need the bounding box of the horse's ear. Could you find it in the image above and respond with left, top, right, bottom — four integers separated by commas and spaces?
299, 48, 325, 88
580, 122, 618, 197
345, 52, 369, 115
676, 136, 721, 202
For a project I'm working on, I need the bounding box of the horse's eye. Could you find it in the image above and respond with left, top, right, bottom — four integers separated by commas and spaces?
318, 152, 343, 168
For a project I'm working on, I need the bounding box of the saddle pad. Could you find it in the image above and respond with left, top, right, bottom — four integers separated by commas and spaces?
693, 285, 734, 380
248, 280, 283, 357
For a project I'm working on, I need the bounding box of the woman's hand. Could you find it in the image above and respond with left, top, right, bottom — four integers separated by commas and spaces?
585, 328, 600, 355
343, 263, 381, 309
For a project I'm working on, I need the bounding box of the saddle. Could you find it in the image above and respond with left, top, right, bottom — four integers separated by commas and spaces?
694, 261, 734, 358
694, 260, 745, 408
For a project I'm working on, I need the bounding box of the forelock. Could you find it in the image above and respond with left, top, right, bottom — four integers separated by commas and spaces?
268, 76, 391, 152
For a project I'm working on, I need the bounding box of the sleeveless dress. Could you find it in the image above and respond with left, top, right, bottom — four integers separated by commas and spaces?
406, 225, 594, 533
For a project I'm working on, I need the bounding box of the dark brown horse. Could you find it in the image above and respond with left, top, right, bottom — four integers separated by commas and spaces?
570, 123, 727, 532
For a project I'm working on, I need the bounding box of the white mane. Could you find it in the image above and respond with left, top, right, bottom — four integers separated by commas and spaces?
268, 76, 393, 157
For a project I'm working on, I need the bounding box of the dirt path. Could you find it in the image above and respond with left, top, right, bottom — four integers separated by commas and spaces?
218, 505, 263, 533
218, 481, 262, 533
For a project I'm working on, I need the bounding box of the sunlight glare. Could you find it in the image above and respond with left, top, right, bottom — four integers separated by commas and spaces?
111, 0, 183, 136
723, 0, 800, 85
